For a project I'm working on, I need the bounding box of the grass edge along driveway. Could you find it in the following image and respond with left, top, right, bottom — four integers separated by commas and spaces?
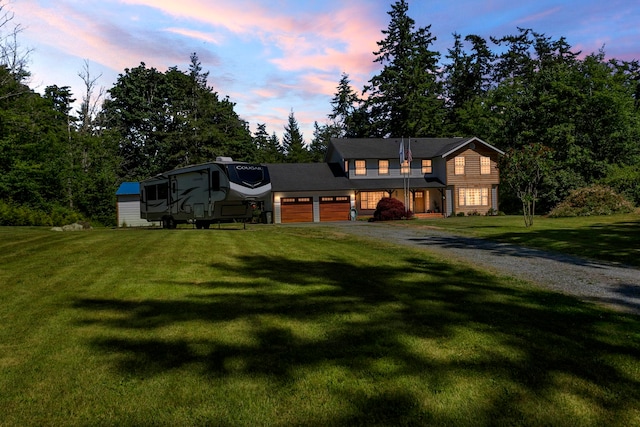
0, 225, 639, 426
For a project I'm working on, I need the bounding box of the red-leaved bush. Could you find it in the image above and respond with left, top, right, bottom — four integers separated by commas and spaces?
372, 197, 412, 221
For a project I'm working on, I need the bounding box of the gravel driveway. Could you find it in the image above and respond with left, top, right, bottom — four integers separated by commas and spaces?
328, 221, 640, 315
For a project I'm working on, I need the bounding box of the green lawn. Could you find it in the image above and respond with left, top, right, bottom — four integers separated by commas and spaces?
408, 213, 640, 267
1, 225, 639, 426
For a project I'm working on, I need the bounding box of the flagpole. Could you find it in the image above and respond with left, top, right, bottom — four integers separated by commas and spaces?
400, 138, 407, 215
406, 137, 411, 214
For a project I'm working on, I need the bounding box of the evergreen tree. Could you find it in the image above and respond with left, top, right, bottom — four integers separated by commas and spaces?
364, 0, 444, 137
252, 123, 270, 161
282, 110, 309, 163
442, 33, 494, 133
267, 132, 285, 163
328, 73, 365, 137
253, 123, 284, 163
309, 121, 339, 162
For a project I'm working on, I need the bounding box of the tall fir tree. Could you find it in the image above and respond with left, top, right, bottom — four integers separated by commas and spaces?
309, 121, 339, 162
253, 123, 284, 163
282, 110, 309, 163
364, 0, 444, 137
328, 73, 366, 137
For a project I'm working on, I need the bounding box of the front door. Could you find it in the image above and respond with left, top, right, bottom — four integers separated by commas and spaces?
414, 191, 425, 213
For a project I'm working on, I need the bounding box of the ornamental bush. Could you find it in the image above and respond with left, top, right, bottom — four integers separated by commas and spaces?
548, 185, 635, 217
373, 197, 412, 221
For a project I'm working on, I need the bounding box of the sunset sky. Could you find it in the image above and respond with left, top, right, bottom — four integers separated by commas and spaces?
8, 0, 640, 140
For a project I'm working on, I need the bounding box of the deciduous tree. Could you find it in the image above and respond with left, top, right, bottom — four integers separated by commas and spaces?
498, 143, 553, 227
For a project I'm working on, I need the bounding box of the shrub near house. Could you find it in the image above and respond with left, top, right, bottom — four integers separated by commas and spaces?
373, 197, 412, 221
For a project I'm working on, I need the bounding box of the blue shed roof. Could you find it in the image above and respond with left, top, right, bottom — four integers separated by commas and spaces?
116, 182, 140, 195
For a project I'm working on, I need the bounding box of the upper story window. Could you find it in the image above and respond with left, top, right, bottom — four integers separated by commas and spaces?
454, 156, 465, 175
355, 160, 366, 175
422, 159, 432, 174
378, 160, 389, 175
480, 156, 491, 175
344, 160, 349, 174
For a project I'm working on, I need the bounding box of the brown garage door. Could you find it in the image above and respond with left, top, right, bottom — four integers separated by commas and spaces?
281, 197, 313, 223
319, 196, 350, 222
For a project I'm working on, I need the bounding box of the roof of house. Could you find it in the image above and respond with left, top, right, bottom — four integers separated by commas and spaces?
351, 177, 445, 190
266, 163, 352, 192
116, 182, 140, 195
327, 136, 503, 160
267, 162, 446, 192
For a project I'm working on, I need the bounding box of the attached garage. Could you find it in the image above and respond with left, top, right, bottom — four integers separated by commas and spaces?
267, 163, 354, 224
319, 196, 351, 221
280, 197, 313, 223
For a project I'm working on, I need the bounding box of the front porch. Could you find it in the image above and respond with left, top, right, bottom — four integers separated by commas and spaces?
413, 212, 446, 219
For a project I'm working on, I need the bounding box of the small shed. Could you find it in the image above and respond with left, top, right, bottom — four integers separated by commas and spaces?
116, 182, 154, 227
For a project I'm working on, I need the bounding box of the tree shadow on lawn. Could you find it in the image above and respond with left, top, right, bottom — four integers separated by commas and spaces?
484, 220, 640, 268
73, 253, 640, 425
408, 234, 607, 269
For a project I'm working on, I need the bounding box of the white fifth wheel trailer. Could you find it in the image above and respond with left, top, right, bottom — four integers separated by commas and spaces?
140, 158, 271, 228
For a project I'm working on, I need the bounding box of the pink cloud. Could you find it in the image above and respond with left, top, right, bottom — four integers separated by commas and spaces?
515, 7, 562, 25
164, 27, 221, 44
12, 1, 164, 72
120, 0, 383, 79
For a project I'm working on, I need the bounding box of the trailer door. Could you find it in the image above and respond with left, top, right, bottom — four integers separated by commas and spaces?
170, 176, 179, 215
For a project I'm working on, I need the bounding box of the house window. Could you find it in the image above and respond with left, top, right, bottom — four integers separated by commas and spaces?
480, 156, 491, 175
360, 191, 385, 210
344, 160, 349, 174
422, 159, 432, 174
401, 160, 410, 174
378, 160, 389, 175
454, 157, 465, 175
458, 188, 489, 206
355, 160, 366, 175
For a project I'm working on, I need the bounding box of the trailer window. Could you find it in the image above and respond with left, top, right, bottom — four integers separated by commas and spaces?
211, 171, 220, 191
157, 183, 168, 200
146, 185, 157, 201
145, 183, 167, 201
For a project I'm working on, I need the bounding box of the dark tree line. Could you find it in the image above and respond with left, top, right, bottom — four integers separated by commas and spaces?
1, 0, 639, 225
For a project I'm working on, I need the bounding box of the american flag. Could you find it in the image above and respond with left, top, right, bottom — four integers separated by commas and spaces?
406, 139, 413, 163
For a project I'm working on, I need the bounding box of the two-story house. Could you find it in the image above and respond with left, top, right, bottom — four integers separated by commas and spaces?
267, 136, 503, 223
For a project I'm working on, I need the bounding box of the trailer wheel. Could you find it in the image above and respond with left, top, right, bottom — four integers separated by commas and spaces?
195, 220, 210, 229
163, 216, 176, 229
